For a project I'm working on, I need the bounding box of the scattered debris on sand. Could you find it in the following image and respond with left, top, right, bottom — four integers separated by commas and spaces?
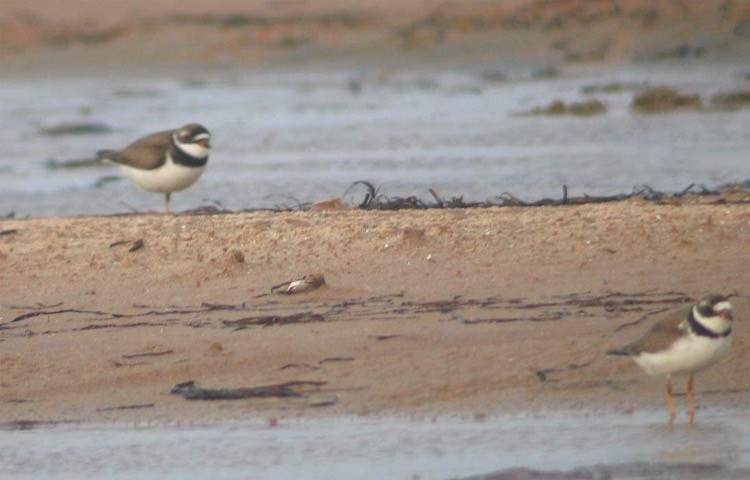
109, 238, 144, 252
171, 380, 337, 407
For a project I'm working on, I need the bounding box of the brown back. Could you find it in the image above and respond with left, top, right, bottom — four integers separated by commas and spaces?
620, 307, 691, 354
105, 129, 173, 170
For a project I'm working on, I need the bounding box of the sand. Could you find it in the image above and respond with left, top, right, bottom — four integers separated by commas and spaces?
1, 199, 749, 424
2, 0, 750, 426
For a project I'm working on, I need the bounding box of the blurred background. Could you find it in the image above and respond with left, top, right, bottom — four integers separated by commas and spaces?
2, 0, 750, 216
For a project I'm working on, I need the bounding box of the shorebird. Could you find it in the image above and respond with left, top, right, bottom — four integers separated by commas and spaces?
607, 294, 734, 424
98, 123, 211, 213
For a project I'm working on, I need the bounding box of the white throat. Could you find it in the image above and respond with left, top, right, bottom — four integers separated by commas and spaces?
174, 133, 210, 159
692, 304, 732, 336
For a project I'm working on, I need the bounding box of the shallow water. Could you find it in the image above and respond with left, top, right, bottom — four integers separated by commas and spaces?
2, 61, 750, 216
1, 411, 749, 479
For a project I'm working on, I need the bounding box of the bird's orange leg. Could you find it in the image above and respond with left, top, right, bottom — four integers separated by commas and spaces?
687, 374, 695, 424
666, 379, 676, 425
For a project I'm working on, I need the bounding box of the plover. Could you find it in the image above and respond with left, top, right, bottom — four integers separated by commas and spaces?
607, 294, 734, 424
271, 274, 326, 295
98, 123, 211, 213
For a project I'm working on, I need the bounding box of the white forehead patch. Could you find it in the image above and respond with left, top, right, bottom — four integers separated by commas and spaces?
174, 132, 210, 155
192, 132, 210, 141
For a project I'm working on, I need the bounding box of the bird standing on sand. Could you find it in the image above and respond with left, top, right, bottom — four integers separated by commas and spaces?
607, 294, 734, 424
98, 123, 211, 213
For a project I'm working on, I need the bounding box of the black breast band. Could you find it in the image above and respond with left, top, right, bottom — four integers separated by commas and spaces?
169, 143, 208, 167
688, 310, 731, 339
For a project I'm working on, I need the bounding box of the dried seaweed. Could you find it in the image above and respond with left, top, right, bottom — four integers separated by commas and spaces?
170, 380, 328, 400
342, 182, 727, 211
446, 291, 692, 326
0, 419, 81, 431
318, 357, 355, 364
123, 179, 748, 216
6, 302, 63, 310
109, 238, 144, 251
371, 334, 403, 341
3, 302, 256, 327
167, 12, 363, 29
7, 308, 114, 324
280, 363, 320, 371
453, 311, 566, 324
223, 312, 325, 329
532, 360, 593, 383
412, 298, 464, 313
76, 321, 170, 331
2, 306, 208, 328
96, 403, 155, 412
2, 290, 695, 338
122, 350, 174, 359
110, 359, 149, 367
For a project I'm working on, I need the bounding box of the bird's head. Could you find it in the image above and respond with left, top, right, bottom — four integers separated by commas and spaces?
173, 123, 211, 158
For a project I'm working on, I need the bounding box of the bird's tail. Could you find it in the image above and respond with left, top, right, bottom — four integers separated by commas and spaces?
45, 156, 102, 169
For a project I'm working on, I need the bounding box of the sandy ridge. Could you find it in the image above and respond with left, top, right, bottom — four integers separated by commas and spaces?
1, 201, 749, 424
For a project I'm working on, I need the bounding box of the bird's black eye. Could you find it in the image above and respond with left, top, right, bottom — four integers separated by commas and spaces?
697, 300, 714, 317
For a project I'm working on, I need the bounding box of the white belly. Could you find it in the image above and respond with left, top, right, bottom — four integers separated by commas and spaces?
634, 334, 731, 378
118, 157, 205, 193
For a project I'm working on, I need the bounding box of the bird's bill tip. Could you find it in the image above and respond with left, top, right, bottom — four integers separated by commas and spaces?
717, 309, 734, 320
714, 300, 734, 320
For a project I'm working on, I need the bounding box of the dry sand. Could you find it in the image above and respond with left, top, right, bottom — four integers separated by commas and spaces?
1, 199, 750, 424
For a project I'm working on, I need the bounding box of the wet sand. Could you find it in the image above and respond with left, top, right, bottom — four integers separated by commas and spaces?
1, 199, 750, 424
